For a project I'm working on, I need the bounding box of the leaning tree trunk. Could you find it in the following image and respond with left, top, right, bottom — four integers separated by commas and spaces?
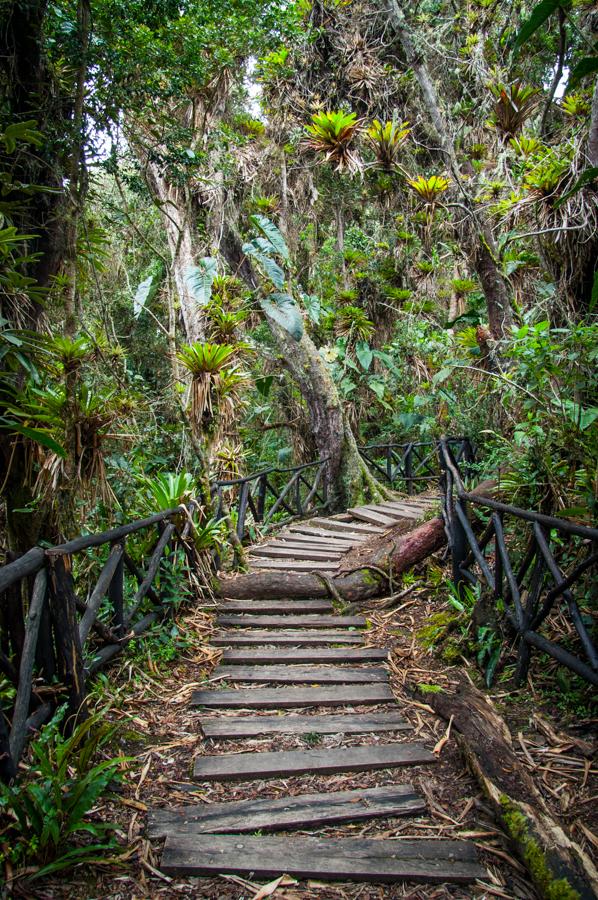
219, 222, 391, 510
265, 318, 392, 510
388, 0, 513, 341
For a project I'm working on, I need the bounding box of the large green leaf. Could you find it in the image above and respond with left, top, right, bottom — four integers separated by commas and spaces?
513, 0, 569, 54
355, 340, 373, 371
3, 421, 66, 456
184, 257, 217, 306
260, 292, 304, 341
249, 214, 290, 263
133, 274, 158, 318
243, 241, 285, 289
569, 55, 598, 87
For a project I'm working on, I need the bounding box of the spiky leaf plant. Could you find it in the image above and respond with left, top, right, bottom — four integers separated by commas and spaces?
305, 110, 362, 173
177, 342, 241, 432
408, 175, 450, 203
366, 118, 410, 171
334, 306, 374, 342
509, 134, 542, 156
136, 471, 197, 512
490, 81, 540, 137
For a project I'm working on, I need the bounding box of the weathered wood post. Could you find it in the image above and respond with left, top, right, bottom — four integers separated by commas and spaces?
47, 555, 88, 726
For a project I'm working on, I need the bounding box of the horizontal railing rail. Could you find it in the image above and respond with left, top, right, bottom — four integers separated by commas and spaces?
438, 437, 598, 688
359, 436, 475, 492
213, 456, 330, 540
0, 502, 206, 781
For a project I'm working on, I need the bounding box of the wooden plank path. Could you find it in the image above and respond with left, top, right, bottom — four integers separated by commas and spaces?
153, 492, 485, 887
248, 497, 440, 572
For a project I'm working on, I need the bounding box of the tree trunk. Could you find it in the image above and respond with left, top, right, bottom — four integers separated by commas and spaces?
218, 509, 446, 600
387, 0, 513, 341
588, 76, 598, 168
142, 158, 206, 343
218, 478, 496, 599
421, 679, 598, 900
219, 223, 390, 509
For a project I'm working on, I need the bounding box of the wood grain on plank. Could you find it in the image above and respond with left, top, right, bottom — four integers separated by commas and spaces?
215, 614, 365, 628
249, 546, 343, 561
191, 683, 394, 709
212, 630, 364, 646
249, 559, 340, 571
347, 507, 399, 527
159, 834, 484, 883
193, 741, 435, 781
148, 784, 423, 838
210, 664, 389, 684
199, 711, 409, 738
218, 600, 333, 614
285, 525, 371, 541
221, 647, 388, 664
310, 517, 382, 534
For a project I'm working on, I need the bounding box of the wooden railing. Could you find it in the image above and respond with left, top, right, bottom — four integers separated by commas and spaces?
0, 504, 203, 781
439, 438, 598, 687
213, 456, 330, 540
359, 436, 475, 492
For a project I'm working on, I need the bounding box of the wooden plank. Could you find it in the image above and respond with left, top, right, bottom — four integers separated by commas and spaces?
212, 630, 364, 646
377, 502, 422, 519
199, 711, 409, 738
249, 546, 343, 561
211, 664, 389, 684
276, 528, 363, 550
275, 537, 357, 550
221, 647, 388, 664
191, 683, 394, 710
218, 600, 333, 614
160, 834, 484, 883
249, 559, 340, 571
148, 784, 424, 838
310, 517, 382, 534
284, 525, 370, 541
193, 741, 435, 781
215, 614, 365, 629
347, 507, 398, 527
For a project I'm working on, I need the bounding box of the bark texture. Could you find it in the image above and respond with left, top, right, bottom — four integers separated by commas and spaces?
422, 679, 598, 900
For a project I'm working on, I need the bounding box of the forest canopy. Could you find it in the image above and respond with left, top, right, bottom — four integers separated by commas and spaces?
0, 0, 596, 543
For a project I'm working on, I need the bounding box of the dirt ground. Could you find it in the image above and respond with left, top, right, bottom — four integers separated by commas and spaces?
7, 577, 597, 900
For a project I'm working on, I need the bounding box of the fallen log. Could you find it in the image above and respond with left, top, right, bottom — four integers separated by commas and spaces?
419, 678, 598, 900
217, 481, 494, 601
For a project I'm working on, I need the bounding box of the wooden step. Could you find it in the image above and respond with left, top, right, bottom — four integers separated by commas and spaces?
193, 741, 435, 781
218, 600, 333, 615
211, 665, 388, 684
215, 614, 365, 629
276, 537, 357, 551
149, 784, 424, 838
377, 502, 422, 519
160, 834, 484, 883
347, 506, 398, 527
191, 683, 394, 710
284, 525, 370, 542
310, 517, 382, 534
212, 630, 364, 646
199, 711, 409, 738
249, 546, 343, 561
249, 559, 340, 571
221, 647, 388, 665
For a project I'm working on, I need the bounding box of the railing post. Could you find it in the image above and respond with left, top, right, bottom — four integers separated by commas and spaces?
386, 446, 392, 484
109, 541, 124, 635
405, 443, 413, 494
257, 474, 267, 521
237, 481, 250, 540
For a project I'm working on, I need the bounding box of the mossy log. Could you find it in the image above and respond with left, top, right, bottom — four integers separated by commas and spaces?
420, 678, 598, 900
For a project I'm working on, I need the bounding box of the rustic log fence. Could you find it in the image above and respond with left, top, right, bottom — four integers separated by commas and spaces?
213, 456, 330, 541
0, 503, 203, 781
358, 436, 475, 492
439, 437, 598, 687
